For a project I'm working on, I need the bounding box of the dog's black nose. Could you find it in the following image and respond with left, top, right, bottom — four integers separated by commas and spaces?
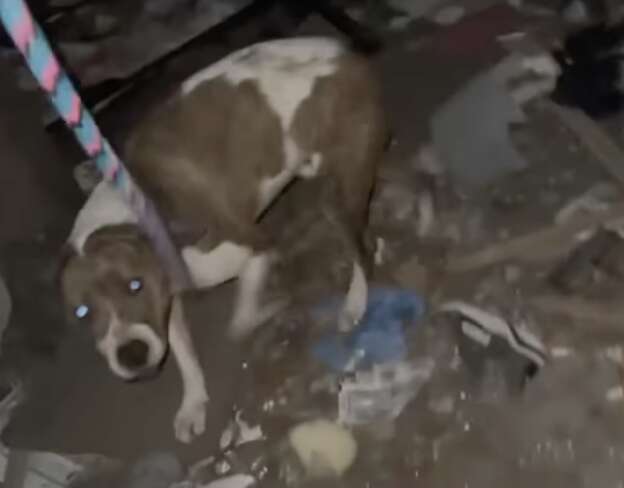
117, 340, 149, 370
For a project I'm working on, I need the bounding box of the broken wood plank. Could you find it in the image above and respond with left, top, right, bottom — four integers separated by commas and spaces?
530, 293, 624, 329
545, 101, 624, 187
446, 202, 624, 272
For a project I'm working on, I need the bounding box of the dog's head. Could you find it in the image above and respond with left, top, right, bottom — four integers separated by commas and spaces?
60, 224, 172, 381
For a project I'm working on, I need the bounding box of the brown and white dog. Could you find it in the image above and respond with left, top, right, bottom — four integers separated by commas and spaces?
60, 37, 387, 443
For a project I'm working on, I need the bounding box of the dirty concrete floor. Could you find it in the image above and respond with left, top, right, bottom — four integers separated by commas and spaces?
3, 1, 624, 487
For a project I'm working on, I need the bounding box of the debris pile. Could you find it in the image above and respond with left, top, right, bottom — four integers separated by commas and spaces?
8, 1, 624, 487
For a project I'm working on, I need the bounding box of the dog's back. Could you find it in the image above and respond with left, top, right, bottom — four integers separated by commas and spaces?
125, 37, 387, 247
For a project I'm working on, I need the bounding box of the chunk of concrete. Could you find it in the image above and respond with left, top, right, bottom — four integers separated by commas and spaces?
431, 54, 530, 191
431, 50, 559, 191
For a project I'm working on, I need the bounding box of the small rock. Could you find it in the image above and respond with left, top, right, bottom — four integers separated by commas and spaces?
432, 5, 465, 25
288, 420, 357, 478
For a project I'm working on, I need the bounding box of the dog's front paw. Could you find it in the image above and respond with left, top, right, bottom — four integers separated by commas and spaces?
174, 394, 208, 444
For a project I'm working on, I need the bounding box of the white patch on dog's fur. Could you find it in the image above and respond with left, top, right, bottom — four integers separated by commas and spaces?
182, 242, 252, 288
183, 38, 340, 215
257, 147, 323, 217
339, 262, 368, 332
257, 139, 301, 216
69, 181, 138, 253
299, 152, 323, 178
182, 38, 342, 132
97, 315, 165, 380
169, 296, 209, 443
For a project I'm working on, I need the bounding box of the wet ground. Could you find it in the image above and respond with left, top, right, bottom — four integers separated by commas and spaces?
3, 0, 624, 487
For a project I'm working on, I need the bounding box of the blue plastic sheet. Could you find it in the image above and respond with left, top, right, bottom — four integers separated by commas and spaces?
311, 287, 426, 371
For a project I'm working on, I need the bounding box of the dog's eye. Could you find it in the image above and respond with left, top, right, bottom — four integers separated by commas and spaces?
128, 278, 143, 294
74, 304, 90, 319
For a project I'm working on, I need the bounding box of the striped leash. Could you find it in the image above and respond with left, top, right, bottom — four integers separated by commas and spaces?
0, 0, 191, 290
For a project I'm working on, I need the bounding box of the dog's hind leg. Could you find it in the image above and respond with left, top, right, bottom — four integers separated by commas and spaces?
325, 108, 387, 332
321, 135, 384, 332
322, 186, 374, 333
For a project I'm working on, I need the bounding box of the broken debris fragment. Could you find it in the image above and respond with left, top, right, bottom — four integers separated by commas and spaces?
440, 301, 547, 367
338, 359, 434, 425
431, 53, 558, 190
549, 228, 624, 293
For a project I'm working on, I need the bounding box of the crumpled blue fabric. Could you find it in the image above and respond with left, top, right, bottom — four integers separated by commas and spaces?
311, 287, 426, 371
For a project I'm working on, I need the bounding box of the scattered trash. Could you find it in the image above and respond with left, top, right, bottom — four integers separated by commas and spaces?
312, 287, 426, 371
9, 5, 624, 487
440, 301, 547, 367
219, 411, 264, 451
288, 419, 357, 478
338, 359, 434, 425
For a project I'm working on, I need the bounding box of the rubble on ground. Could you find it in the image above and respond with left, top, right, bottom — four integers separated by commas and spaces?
6, 1, 624, 487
